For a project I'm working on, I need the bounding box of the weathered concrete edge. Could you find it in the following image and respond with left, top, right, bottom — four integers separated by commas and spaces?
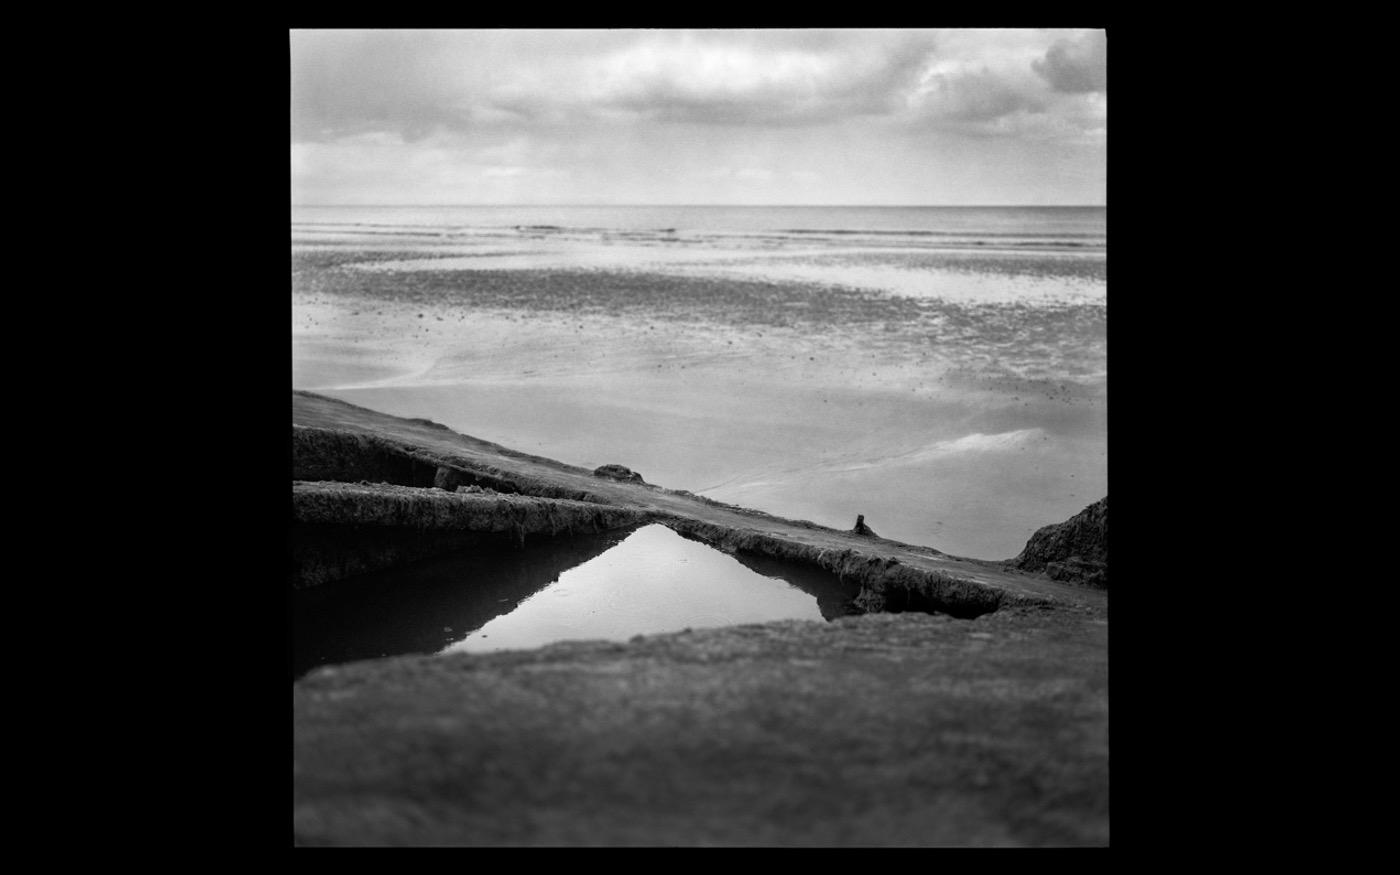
661, 517, 1046, 616
291, 482, 654, 589
292, 481, 1059, 616
292, 424, 618, 505
293, 388, 604, 476
292, 481, 652, 536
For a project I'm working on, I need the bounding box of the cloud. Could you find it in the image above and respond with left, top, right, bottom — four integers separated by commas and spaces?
915, 68, 1046, 123
1033, 30, 1107, 93
291, 29, 941, 140
291, 29, 1109, 143
290, 30, 470, 142
576, 30, 935, 125
290, 29, 1106, 204
897, 33, 1107, 140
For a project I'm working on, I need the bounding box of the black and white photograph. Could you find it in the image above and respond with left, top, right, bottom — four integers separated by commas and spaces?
291, 27, 1109, 847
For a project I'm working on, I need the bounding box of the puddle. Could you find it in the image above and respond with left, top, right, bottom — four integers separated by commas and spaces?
293, 524, 857, 679
444, 525, 838, 655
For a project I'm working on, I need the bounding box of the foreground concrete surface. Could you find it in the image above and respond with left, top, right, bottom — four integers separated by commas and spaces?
294, 606, 1107, 847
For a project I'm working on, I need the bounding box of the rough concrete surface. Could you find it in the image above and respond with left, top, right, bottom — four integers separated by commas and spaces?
294, 608, 1107, 847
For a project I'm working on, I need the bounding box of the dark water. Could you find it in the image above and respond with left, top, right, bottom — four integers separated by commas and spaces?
292, 524, 857, 680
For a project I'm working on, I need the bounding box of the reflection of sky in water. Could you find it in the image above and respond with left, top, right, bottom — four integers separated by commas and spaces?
442, 525, 824, 654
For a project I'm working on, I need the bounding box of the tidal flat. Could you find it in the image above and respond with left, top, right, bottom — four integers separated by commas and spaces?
292, 223, 1105, 561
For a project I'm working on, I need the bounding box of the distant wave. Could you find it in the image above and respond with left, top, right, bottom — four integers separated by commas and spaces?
294, 221, 1101, 237
293, 221, 444, 230
293, 226, 453, 237
778, 228, 1104, 239
293, 220, 1103, 250
294, 221, 680, 237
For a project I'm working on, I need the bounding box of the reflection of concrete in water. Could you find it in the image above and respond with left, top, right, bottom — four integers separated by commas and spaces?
291, 527, 630, 680
292, 524, 859, 678
725, 549, 862, 621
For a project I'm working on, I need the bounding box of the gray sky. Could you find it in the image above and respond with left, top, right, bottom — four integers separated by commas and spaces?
291, 29, 1106, 206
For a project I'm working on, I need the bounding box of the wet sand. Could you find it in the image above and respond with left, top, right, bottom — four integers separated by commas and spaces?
292, 233, 1105, 560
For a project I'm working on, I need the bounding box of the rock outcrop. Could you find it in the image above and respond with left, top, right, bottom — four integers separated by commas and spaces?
1012, 496, 1107, 588
593, 463, 645, 484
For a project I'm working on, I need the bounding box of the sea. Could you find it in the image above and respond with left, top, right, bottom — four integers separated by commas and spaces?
292, 203, 1104, 251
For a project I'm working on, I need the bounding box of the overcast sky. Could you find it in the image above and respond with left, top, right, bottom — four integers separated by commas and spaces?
291, 29, 1106, 206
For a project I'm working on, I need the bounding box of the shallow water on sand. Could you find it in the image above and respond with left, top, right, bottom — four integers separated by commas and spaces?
292, 207, 1106, 560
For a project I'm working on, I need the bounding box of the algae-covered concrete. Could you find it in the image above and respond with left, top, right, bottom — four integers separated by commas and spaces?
292, 482, 650, 588
294, 608, 1108, 846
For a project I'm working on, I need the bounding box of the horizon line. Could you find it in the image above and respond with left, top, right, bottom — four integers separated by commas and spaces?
291, 202, 1108, 209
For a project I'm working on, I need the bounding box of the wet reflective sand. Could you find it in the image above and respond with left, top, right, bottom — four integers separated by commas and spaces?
292, 215, 1105, 560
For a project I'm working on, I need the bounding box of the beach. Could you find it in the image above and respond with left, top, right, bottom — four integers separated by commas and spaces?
291, 206, 1106, 561
290, 28, 1111, 847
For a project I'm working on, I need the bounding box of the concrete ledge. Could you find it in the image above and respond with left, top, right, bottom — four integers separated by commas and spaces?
293, 480, 648, 534
664, 518, 1017, 619
292, 482, 650, 589
294, 608, 1109, 847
